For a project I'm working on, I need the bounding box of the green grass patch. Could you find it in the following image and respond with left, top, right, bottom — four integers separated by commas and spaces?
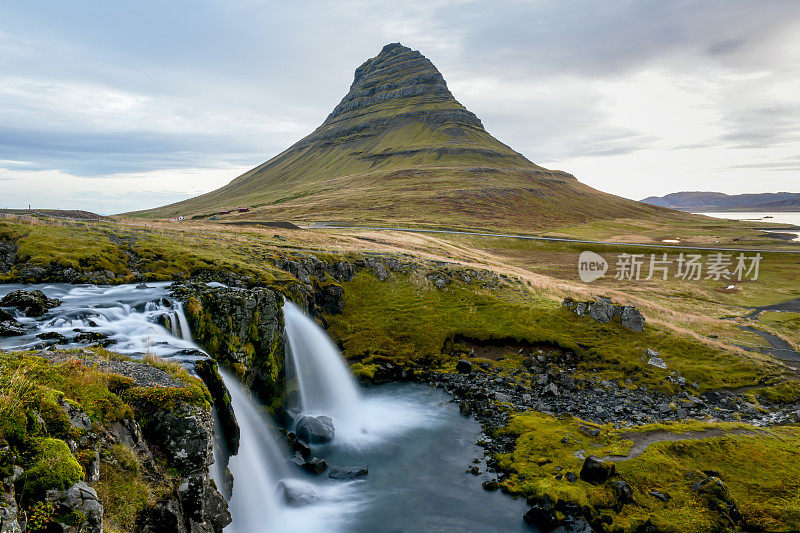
326, 272, 773, 392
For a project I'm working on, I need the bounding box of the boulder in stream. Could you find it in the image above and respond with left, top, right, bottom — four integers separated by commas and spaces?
295, 415, 335, 444
0, 289, 61, 317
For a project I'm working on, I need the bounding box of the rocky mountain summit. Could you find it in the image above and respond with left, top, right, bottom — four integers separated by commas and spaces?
133, 43, 673, 231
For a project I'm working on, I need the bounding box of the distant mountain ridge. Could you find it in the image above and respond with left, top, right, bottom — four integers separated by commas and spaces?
131, 43, 683, 231
641, 192, 800, 212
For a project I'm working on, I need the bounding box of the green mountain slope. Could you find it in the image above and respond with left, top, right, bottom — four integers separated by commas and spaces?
131, 43, 682, 231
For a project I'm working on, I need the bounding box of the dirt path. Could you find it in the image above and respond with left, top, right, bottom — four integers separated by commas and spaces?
604, 428, 762, 462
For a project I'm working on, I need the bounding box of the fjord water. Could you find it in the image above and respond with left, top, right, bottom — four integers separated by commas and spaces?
0, 283, 532, 532
697, 211, 800, 241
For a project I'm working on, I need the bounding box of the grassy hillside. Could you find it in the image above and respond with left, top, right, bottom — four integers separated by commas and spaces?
128, 43, 682, 232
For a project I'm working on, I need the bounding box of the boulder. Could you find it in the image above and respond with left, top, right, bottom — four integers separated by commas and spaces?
455, 359, 473, 374
0, 289, 60, 317
621, 306, 645, 332
579, 456, 615, 484
328, 466, 368, 480
302, 457, 329, 475
0, 319, 25, 337
588, 298, 616, 323
277, 480, 319, 507
523, 496, 560, 531
45, 481, 103, 533
295, 415, 335, 444
610, 479, 634, 509
647, 350, 668, 369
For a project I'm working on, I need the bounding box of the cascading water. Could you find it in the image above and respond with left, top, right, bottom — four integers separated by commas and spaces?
0, 283, 532, 532
283, 301, 436, 447
0, 282, 201, 360
283, 301, 361, 417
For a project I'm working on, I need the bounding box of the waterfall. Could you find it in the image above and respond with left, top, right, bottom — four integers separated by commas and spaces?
283, 301, 361, 418
220, 370, 287, 531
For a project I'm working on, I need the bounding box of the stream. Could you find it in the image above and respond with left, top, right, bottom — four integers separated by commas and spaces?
0, 283, 532, 532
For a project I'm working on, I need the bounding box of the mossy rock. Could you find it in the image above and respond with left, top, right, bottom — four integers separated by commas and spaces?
19, 438, 83, 499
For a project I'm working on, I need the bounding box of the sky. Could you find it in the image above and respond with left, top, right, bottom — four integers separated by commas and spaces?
1, 0, 799, 214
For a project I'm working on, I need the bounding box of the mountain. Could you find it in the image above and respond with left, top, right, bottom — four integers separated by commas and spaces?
642, 192, 800, 212
132, 43, 678, 231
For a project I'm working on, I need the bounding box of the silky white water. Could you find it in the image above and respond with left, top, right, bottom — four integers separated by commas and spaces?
0, 283, 531, 532
0, 282, 203, 360
283, 300, 436, 448
284, 301, 361, 416
222, 370, 360, 533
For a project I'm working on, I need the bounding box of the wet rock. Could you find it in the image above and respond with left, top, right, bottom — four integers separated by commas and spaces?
302, 457, 329, 475
482, 480, 500, 491
195, 359, 240, 455
579, 456, 615, 484
0, 289, 61, 317
565, 472, 578, 483
73, 331, 111, 345
135, 283, 150, 289
621, 306, 645, 332
0, 315, 25, 337
523, 496, 560, 531
277, 480, 319, 507
37, 331, 66, 342
293, 439, 311, 460
329, 466, 368, 480
456, 359, 473, 374
296, 415, 335, 444
610, 479, 634, 509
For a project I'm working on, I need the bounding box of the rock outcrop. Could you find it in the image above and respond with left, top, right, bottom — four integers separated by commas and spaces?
173, 283, 285, 408
563, 297, 646, 332
0, 289, 61, 317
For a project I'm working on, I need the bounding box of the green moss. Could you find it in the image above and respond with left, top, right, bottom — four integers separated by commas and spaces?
326, 272, 772, 392
746, 380, 800, 404
96, 443, 152, 532
498, 411, 800, 532
350, 362, 378, 380
19, 438, 83, 499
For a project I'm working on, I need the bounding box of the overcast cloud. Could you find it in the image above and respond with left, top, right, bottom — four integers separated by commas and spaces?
1, 0, 799, 213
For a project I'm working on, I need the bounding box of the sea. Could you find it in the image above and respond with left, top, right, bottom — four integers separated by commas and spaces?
695, 211, 800, 241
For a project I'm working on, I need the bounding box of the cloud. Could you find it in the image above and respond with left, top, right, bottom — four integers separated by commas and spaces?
0, 0, 798, 212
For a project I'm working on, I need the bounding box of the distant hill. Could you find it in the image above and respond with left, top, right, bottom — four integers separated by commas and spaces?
641, 192, 800, 212
130, 43, 684, 231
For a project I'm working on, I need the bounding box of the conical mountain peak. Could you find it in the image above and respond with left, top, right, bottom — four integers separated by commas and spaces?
136, 44, 657, 233
322, 43, 481, 130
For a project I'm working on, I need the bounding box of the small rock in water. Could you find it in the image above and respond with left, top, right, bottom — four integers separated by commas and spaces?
302, 457, 329, 475
329, 466, 368, 480
277, 480, 319, 507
